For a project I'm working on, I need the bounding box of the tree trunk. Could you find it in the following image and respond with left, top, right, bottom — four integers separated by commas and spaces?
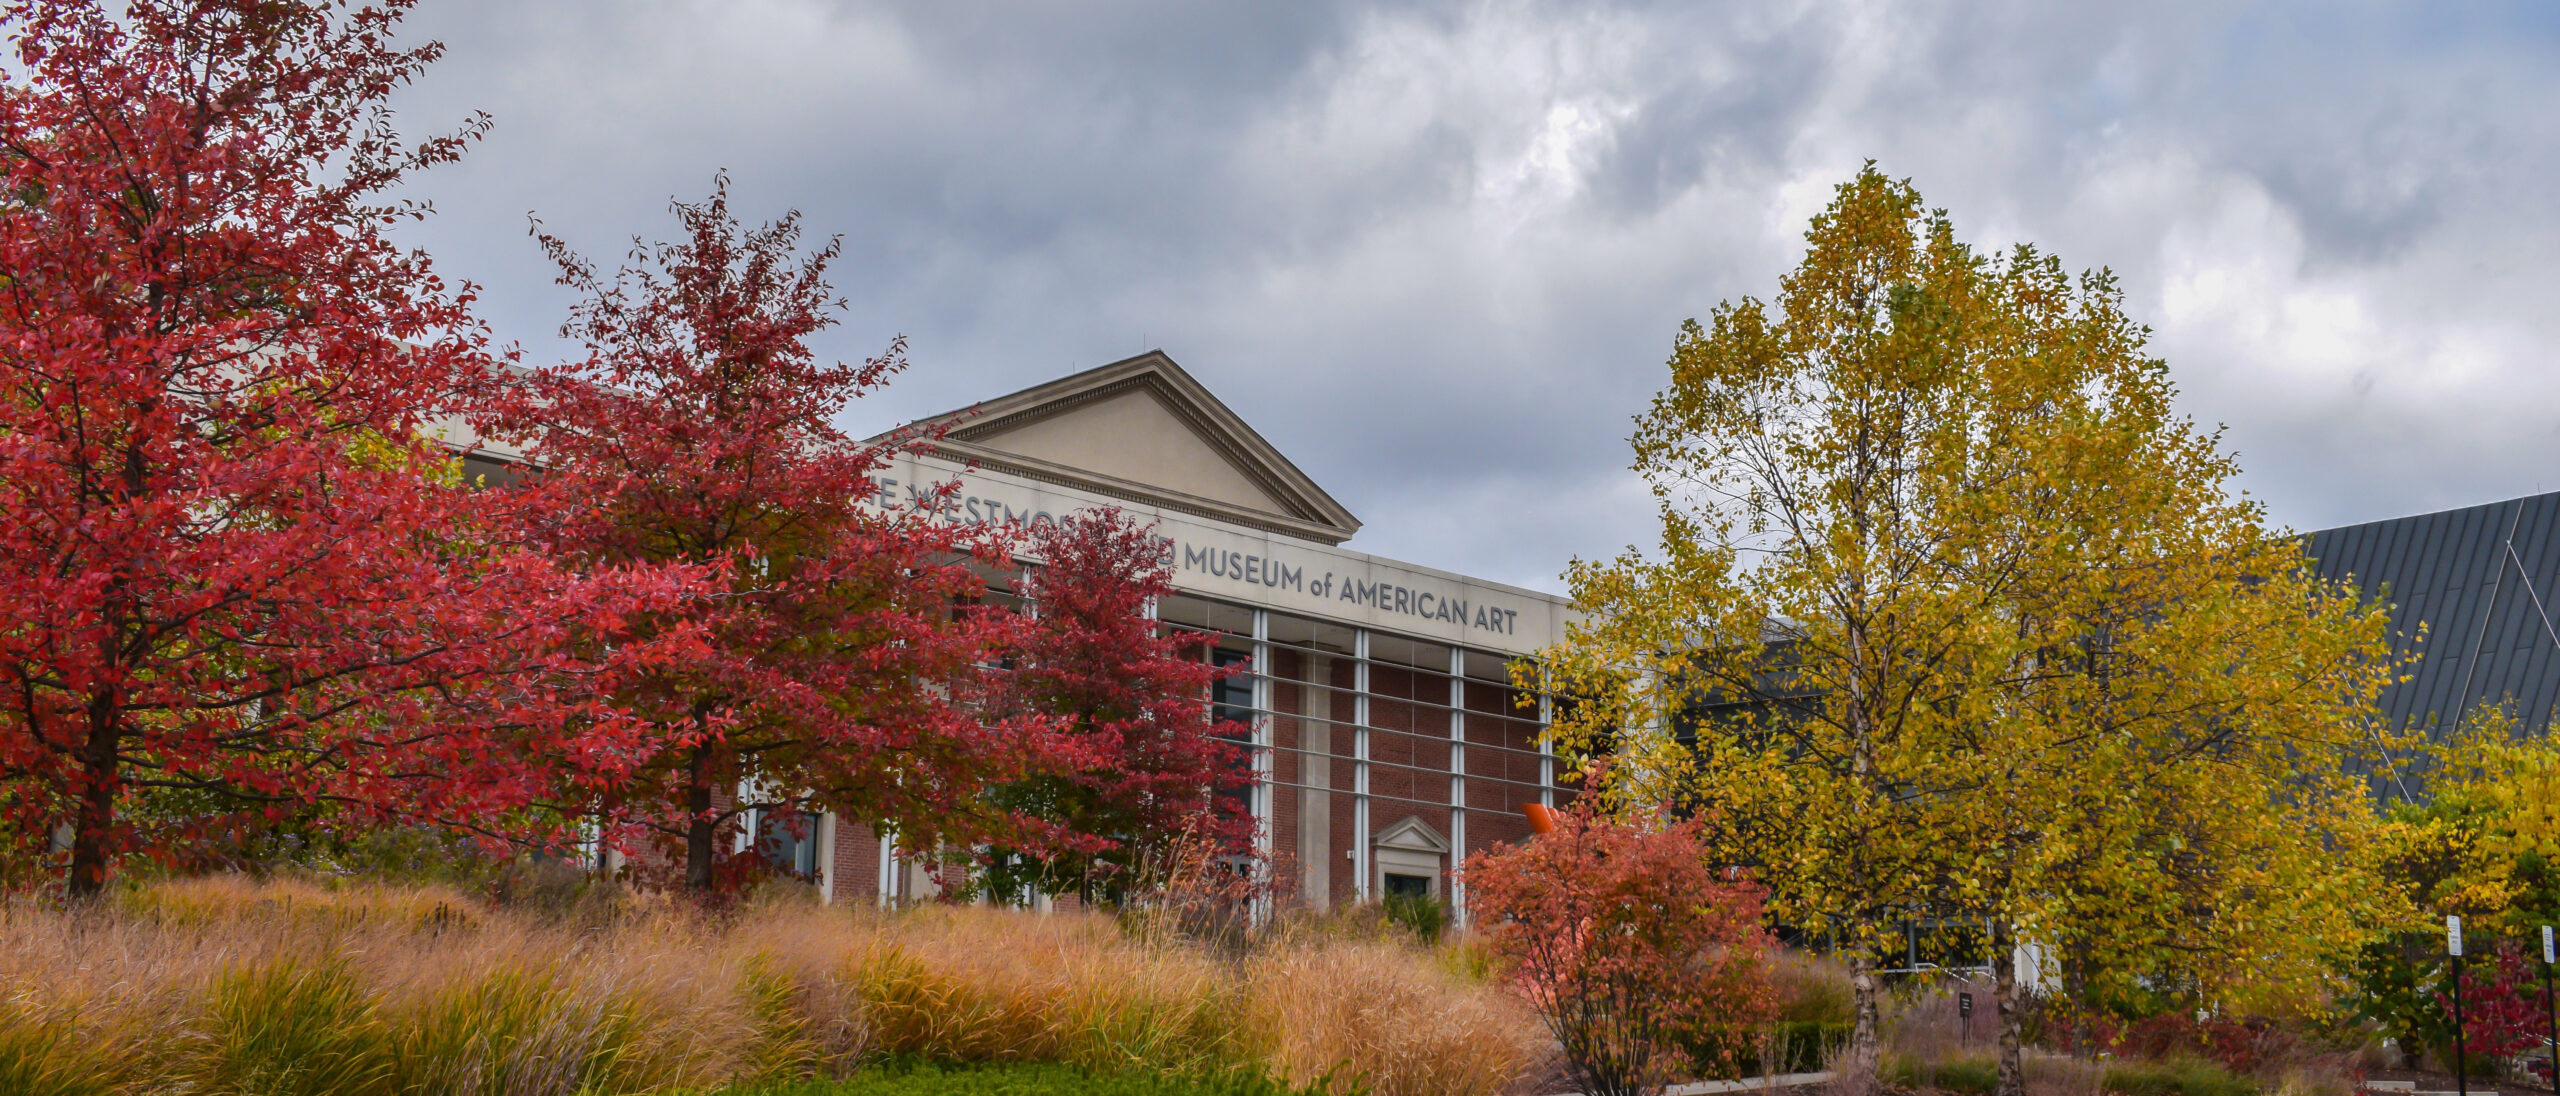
684, 743, 716, 892
1991, 920, 2027, 1096
65, 696, 121, 900
1845, 949, 1884, 1096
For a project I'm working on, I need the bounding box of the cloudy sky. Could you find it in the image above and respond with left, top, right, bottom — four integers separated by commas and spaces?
384, 1, 2560, 594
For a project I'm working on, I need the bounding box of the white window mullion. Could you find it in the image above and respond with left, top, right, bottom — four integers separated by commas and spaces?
1353, 628, 1372, 904
1537, 666, 1555, 809
818, 812, 837, 904
878, 826, 899, 908
1448, 644, 1468, 927
1250, 609, 1273, 923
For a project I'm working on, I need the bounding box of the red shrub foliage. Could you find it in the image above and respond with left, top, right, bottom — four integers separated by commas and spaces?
2070, 1013, 2286, 1072
2440, 941, 2547, 1059
2073, 943, 2560, 1075
1465, 799, 1778, 1096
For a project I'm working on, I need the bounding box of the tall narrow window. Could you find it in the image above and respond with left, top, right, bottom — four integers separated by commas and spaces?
1210, 646, 1256, 821
1213, 648, 1255, 721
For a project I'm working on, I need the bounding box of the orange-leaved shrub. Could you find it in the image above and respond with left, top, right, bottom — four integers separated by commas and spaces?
1466, 799, 1777, 1096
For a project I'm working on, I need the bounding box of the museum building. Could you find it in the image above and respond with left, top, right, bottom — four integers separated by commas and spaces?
749, 351, 1579, 919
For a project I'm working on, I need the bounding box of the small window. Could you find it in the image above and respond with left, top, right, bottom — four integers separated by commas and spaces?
755, 810, 818, 877
1382, 872, 1432, 899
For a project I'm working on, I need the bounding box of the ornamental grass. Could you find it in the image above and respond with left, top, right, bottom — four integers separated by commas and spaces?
0, 875, 1543, 1096
1247, 937, 1541, 1096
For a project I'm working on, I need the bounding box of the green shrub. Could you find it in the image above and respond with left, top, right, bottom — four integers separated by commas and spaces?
2102, 1057, 2256, 1096
1930, 1057, 2000, 1095
1377, 894, 1447, 943
1884, 1053, 1998, 1095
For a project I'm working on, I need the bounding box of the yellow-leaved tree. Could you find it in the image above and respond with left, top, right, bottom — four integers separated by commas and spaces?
2381, 710, 2560, 928
1533, 166, 2403, 1096
1964, 398, 2403, 1090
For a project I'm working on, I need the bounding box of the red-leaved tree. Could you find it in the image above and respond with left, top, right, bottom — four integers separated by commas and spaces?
1467, 798, 1778, 1096
510, 177, 1056, 894
976, 508, 1254, 904
0, 0, 688, 897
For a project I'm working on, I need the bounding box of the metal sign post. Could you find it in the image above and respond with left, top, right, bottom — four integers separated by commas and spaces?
2544, 925, 2556, 1092
1960, 991, 1974, 1047
2451, 915, 2468, 1096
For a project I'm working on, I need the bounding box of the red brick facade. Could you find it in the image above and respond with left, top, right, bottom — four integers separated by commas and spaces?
822, 609, 1564, 920
662, 605, 1564, 923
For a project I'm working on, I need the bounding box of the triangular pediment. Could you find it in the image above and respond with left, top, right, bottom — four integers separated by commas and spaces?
1373, 815, 1450, 854
892, 352, 1361, 545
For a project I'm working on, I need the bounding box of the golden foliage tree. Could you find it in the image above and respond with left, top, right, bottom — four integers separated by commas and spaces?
1534, 166, 2403, 1096
2379, 711, 2560, 929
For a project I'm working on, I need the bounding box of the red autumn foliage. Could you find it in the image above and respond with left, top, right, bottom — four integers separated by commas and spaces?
975, 508, 1255, 903
0, 0, 694, 897
1465, 797, 1778, 1096
2439, 941, 2547, 1059
2066, 1012, 2304, 1074
504, 176, 1061, 893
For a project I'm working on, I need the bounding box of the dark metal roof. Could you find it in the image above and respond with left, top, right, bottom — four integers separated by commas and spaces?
2302, 491, 2560, 742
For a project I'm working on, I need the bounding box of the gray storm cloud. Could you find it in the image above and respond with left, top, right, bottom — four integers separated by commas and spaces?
383, 0, 2560, 593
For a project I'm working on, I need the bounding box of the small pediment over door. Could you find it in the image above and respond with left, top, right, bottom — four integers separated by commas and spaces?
1372, 815, 1451, 855
892, 351, 1361, 545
